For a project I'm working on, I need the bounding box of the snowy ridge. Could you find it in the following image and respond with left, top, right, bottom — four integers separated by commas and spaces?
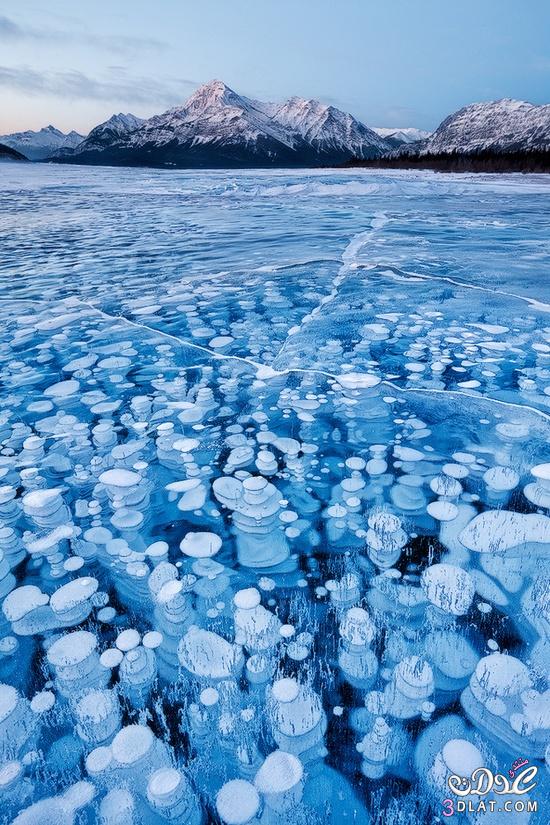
59, 80, 389, 167
127, 81, 297, 151
417, 99, 550, 155
0, 125, 84, 161
264, 95, 388, 157
72, 113, 145, 152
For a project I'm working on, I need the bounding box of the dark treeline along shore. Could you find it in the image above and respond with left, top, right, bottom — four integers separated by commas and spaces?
342, 149, 550, 174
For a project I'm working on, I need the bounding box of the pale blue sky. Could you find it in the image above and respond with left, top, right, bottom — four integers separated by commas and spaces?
1, 0, 549, 134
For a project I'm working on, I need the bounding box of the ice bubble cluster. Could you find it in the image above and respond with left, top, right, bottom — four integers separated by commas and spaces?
0, 167, 549, 822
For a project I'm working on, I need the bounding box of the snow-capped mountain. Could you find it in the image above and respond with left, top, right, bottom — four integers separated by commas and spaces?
373, 127, 431, 148
264, 96, 388, 158
0, 126, 83, 161
0, 142, 27, 162
123, 82, 298, 163
79, 113, 145, 150
54, 113, 145, 159
55, 81, 388, 168
418, 99, 550, 155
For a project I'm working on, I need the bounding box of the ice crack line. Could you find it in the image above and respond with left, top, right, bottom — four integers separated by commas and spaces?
375, 266, 550, 313
69, 298, 550, 426
270, 212, 390, 365
309, 211, 390, 320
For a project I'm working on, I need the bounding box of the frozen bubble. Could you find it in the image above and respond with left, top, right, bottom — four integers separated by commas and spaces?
254, 750, 303, 793
3, 585, 49, 622
421, 564, 475, 615
427, 501, 458, 521
200, 687, 219, 706
142, 631, 163, 649
99, 469, 141, 488
100, 648, 124, 669
116, 629, 140, 652
50, 577, 98, 615
216, 779, 260, 825
43, 379, 80, 398
47, 630, 97, 668
272, 677, 300, 703
442, 739, 484, 776
30, 691, 55, 713
97, 607, 117, 623
483, 465, 519, 492
111, 724, 154, 765
234, 588, 261, 610
180, 531, 222, 558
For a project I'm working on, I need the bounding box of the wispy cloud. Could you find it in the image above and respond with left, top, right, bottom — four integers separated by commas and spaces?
0, 15, 21, 39
0, 13, 167, 55
0, 65, 197, 106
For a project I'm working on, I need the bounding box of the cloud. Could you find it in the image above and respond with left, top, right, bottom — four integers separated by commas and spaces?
0, 65, 197, 107
0, 15, 22, 38
0, 13, 167, 55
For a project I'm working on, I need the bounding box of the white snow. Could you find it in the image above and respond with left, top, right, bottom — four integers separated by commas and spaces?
373, 127, 431, 144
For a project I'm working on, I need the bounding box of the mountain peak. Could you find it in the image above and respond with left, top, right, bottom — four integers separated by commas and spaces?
97, 113, 144, 132
186, 80, 240, 110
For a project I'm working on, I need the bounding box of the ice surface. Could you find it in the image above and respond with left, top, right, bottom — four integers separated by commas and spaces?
0, 165, 548, 823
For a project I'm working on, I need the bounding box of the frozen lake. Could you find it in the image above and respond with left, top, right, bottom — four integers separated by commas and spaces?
0, 165, 548, 823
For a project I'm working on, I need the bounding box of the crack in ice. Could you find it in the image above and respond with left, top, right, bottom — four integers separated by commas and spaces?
68, 298, 550, 426
372, 265, 550, 313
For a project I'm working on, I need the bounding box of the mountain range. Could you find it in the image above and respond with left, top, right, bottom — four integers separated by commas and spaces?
0, 125, 83, 161
2, 84, 549, 170
47, 80, 389, 167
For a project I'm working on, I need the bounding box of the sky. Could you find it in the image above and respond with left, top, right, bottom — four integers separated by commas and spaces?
1, 0, 549, 135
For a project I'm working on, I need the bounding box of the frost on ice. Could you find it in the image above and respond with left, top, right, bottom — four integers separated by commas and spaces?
0, 166, 548, 823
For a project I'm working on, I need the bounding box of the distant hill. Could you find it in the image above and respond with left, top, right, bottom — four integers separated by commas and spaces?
0, 142, 28, 162
0, 126, 83, 161
372, 127, 431, 148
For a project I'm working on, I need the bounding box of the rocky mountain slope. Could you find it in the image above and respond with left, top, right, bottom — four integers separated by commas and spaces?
422, 99, 550, 155
0, 142, 27, 161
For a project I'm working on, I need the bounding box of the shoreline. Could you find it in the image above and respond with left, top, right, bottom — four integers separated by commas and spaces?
340, 149, 550, 174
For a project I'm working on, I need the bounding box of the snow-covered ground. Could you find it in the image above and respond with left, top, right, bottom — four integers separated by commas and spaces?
0, 165, 548, 824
